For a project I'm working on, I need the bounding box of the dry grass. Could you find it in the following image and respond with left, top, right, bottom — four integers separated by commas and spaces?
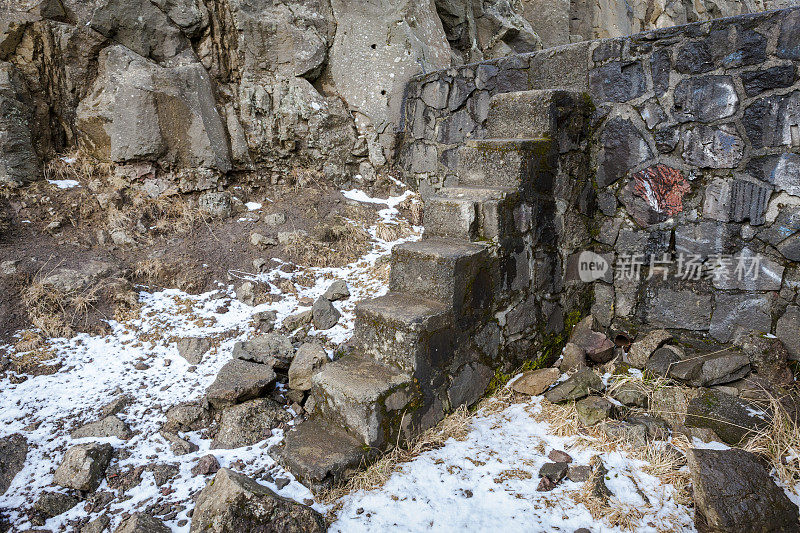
43, 151, 114, 185
285, 218, 372, 268
375, 219, 414, 242
745, 394, 800, 496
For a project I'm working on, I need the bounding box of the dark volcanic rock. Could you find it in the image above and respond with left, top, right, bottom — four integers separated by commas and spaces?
544, 369, 604, 403
205, 358, 276, 409
0, 434, 27, 495
687, 448, 800, 532
685, 389, 768, 444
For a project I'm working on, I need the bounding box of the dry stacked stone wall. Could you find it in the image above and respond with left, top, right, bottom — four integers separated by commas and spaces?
400, 6, 800, 358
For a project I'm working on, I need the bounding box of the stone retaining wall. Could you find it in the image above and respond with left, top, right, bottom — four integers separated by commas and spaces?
399, 7, 800, 356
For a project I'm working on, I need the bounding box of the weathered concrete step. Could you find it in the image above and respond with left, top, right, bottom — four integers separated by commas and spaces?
485, 89, 586, 140
310, 354, 414, 447
390, 238, 492, 315
457, 138, 553, 189
275, 418, 371, 492
424, 185, 519, 241
353, 292, 454, 375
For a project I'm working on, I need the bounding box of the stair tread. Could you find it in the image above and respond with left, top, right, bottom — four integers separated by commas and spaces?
393, 237, 487, 260
434, 185, 518, 200
313, 354, 411, 401
276, 418, 369, 491
357, 292, 452, 324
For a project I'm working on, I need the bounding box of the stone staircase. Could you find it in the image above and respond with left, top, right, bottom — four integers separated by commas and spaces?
277, 89, 591, 491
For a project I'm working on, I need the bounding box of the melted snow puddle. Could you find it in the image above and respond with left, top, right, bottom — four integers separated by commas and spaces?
330, 398, 696, 533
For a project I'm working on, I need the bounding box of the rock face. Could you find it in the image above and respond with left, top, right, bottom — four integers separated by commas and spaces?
0, 434, 27, 495
0, 61, 40, 185
53, 442, 113, 492
190, 468, 326, 533
687, 448, 800, 532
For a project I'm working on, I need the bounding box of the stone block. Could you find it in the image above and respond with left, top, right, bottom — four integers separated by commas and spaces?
710, 249, 784, 291
312, 355, 412, 447
743, 90, 800, 149
646, 288, 712, 331
686, 389, 767, 444
741, 65, 797, 97
777, 9, 800, 59
682, 124, 744, 169
589, 61, 647, 103
353, 293, 454, 374
730, 179, 771, 226
447, 362, 492, 409
457, 139, 553, 190
596, 118, 653, 187
673, 75, 738, 123
390, 238, 491, 317
776, 305, 800, 361
710, 293, 772, 343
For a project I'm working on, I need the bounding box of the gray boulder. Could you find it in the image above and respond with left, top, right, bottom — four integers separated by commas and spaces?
0, 433, 27, 495
687, 448, 799, 532
39, 260, 121, 294
198, 191, 232, 219
71, 415, 133, 440
544, 369, 604, 403
205, 359, 276, 409
163, 402, 212, 432
736, 333, 793, 386
559, 342, 586, 373
176, 337, 212, 365
232, 334, 294, 370
575, 396, 614, 426
211, 398, 291, 449
776, 306, 800, 361
686, 389, 769, 444
190, 468, 326, 532
114, 512, 170, 533
288, 343, 328, 391
54, 442, 113, 492
312, 297, 340, 330
160, 431, 199, 455
668, 350, 750, 387
645, 345, 683, 378
510, 367, 560, 396
82, 515, 111, 533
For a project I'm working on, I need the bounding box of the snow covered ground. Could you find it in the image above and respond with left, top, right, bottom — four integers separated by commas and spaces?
0, 186, 702, 532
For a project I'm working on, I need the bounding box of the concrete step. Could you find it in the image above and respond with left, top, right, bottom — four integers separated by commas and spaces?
457, 138, 553, 189
485, 89, 585, 139
352, 292, 454, 375
275, 418, 371, 492
310, 354, 414, 447
389, 238, 492, 315
424, 185, 519, 241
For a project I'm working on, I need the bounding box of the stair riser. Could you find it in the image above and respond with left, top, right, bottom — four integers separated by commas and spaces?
457, 142, 553, 190
424, 196, 517, 241
311, 380, 416, 447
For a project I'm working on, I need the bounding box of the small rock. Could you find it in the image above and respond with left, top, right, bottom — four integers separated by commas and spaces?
567, 465, 592, 482
81, 514, 110, 533
0, 260, 19, 276
148, 463, 180, 487
538, 462, 569, 484
163, 402, 211, 433
54, 442, 113, 492
211, 398, 291, 449
323, 280, 350, 301
114, 512, 170, 533
544, 369, 604, 403
590, 457, 613, 501
575, 396, 614, 426
176, 337, 211, 365
283, 310, 312, 332
205, 359, 277, 409
548, 450, 572, 463
312, 297, 341, 330
264, 213, 286, 227
685, 389, 768, 444
627, 329, 672, 368
190, 469, 325, 532
687, 448, 800, 531
34, 491, 80, 518
253, 258, 269, 272
160, 431, 199, 456
232, 334, 294, 370
611, 382, 648, 408
559, 343, 587, 373
668, 349, 750, 387
644, 345, 683, 378
288, 343, 328, 391
192, 455, 220, 476
274, 477, 290, 490
250, 233, 277, 248
237, 282, 256, 306
71, 415, 133, 440
624, 413, 670, 440
569, 316, 615, 363
511, 368, 560, 396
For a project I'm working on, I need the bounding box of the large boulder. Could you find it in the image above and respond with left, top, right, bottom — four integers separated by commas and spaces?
76, 45, 232, 175
685, 389, 768, 444
53, 442, 113, 492
205, 359, 276, 409
0, 433, 27, 495
190, 468, 326, 533
324, 0, 451, 163
288, 342, 328, 391
687, 448, 800, 532
114, 512, 170, 533
233, 334, 294, 370
211, 398, 291, 449
71, 415, 133, 440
